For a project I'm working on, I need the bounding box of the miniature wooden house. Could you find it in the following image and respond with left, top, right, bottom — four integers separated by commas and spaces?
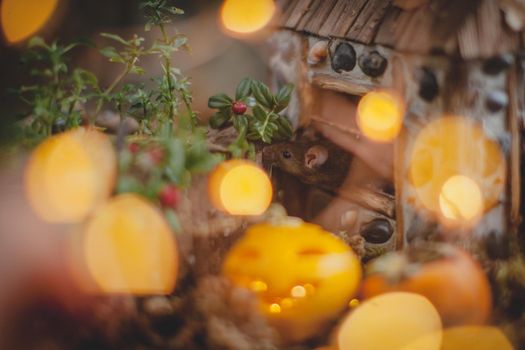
269, 0, 524, 250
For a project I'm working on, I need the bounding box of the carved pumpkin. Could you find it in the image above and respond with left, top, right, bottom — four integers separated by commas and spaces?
223, 220, 361, 343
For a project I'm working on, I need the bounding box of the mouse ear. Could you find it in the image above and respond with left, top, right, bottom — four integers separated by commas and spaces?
305, 145, 328, 168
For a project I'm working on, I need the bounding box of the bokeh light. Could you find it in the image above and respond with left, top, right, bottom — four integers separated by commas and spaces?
223, 221, 361, 343
1, 0, 59, 43
25, 128, 116, 223
357, 90, 404, 143
362, 244, 492, 326
220, 0, 276, 34
409, 116, 505, 225
439, 175, 483, 222
338, 292, 442, 350
84, 193, 178, 295
208, 159, 272, 215
440, 326, 513, 350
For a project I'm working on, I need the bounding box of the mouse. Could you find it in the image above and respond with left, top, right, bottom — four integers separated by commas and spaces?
262, 139, 353, 191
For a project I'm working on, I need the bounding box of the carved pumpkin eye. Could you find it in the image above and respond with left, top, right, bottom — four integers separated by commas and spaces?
361, 219, 394, 244
282, 150, 292, 159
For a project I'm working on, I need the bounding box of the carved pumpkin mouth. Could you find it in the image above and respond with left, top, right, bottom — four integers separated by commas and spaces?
230, 251, 357, 314
256, 282, 318, 314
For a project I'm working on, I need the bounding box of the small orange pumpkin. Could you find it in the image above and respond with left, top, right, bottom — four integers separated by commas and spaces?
362, 243, 491, 327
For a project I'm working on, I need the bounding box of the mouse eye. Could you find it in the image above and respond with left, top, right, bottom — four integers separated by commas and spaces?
282, 150, 292, 159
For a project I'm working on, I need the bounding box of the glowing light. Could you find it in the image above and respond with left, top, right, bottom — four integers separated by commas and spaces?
291, 285, 306, 298
304, 283, 315, 295
269, 303, 281, 313
409, 116, 505, 224
357, 91, 404, 143
84, 194, 178, 295
223, 221, 361, 342
348, 298, 360, 308
221, 0, 275, 34
439, 175, 483, 222
25, 128, 116, 223
208, 160, 272, 216
249, 279, 268, 292
1, 0, 59, 43
338, 292, 442, 350
440, 326, 513, 350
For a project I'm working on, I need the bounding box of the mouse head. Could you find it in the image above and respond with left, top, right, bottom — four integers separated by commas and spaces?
262, 142, 329, 177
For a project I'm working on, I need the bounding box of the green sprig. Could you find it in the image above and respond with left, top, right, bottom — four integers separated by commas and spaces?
208, 78, 294, 158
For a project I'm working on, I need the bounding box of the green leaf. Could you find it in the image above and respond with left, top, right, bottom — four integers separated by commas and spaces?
27, 37, 48, 49
233, 114, 248, 134
100, 33, 129, 45
228, 137, 250, 159
164, 208, 182, 233
116, 176, 143, 194
251, 81, 274, 109
209, 109, 231, 129
62, 42, 82, 54
208, 93, 232, 109
165, 139, 186, 184
186, 146, 223, 173
130, 65, 146, 75
100, 47, 122, 62
73, 68, 99, 87
174, 36, 188, 49
251, 106, 279, 143
152, 42, 176, 57
274, 83, 294, 112
235, 77, 252, 100
274, 114, 293, 140
252, 105, 266, 121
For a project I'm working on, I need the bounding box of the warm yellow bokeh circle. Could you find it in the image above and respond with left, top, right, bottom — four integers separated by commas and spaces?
221, 0, 276, 34
208, 159, 272, 215
338, 292, 442, 350
357, 91, 404, 143
223, 221, 361, 343
439, 175, 483, 222
84, 193, 178, 295
409, 116, 505, 224
25, 128, 116, 223
1, 0, 59, 43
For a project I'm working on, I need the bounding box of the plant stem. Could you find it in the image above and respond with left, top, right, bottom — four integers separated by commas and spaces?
93, 61, 134, 122
160, 24, 175, 124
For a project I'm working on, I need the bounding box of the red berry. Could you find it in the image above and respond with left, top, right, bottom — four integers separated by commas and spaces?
149, 147, 165, 164
231, 101, 247, 115
159, 185, 180, 208
128, 143, 140, 154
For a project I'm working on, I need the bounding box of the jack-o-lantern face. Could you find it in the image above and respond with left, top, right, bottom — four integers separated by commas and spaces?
222, 220, 361, 343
